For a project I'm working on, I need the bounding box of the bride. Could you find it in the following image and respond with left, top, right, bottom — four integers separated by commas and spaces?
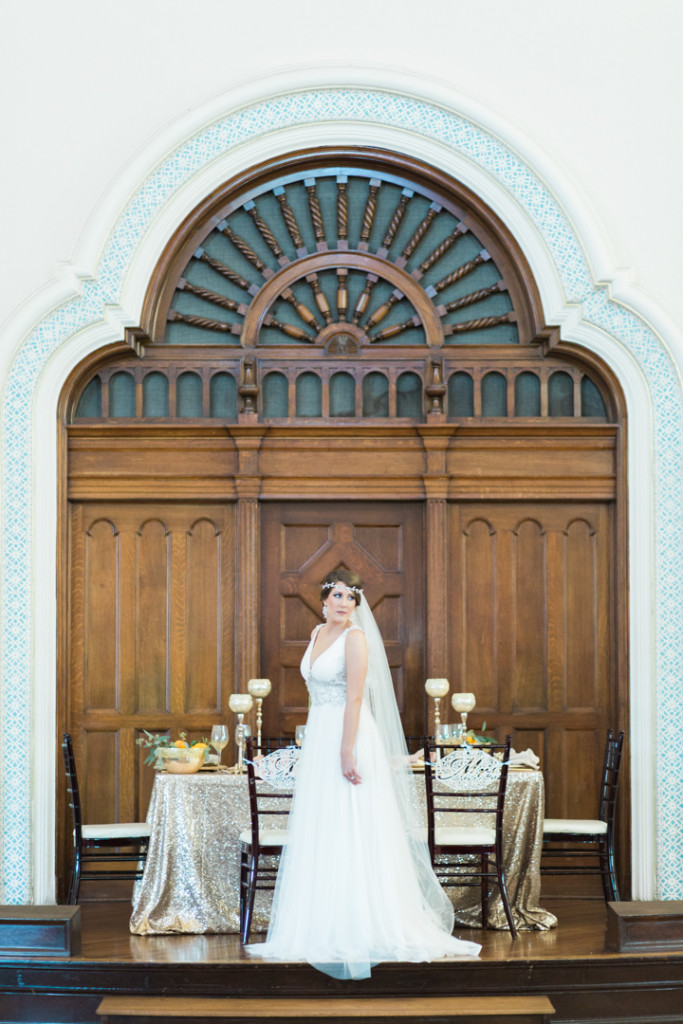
246, 568, 481, 978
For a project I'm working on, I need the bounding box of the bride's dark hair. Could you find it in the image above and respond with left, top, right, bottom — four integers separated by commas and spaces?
320, 568, 363, 606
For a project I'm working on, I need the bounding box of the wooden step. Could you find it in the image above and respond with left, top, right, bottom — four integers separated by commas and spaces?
0, 905, 81, 957
606, 900, 683, 952
97, 995, 555, 1024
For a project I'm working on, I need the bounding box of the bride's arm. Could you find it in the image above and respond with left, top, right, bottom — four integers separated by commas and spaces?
340, 629, 368, 785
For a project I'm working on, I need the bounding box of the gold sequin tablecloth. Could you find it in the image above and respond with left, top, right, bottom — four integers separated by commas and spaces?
129, 769, 556, 935
442, 769, 557, 933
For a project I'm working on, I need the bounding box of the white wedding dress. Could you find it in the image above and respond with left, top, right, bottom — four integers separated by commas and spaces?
247, 623, 481, 978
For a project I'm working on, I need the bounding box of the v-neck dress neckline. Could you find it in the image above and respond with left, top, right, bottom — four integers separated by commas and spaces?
309, 624, 350, 671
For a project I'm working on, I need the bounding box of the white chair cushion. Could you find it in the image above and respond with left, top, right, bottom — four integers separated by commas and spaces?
434, 825, 496, 847
82, 822, 150, 840
543, 818, 607, 835
239, 828, 288, 846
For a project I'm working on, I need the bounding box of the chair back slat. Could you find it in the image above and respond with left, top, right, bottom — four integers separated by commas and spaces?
598, 729, 624, 824
245, 737, 296, 848
62, 733, 84, 840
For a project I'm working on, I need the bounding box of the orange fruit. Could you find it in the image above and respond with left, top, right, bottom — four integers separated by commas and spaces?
173, 740, 188, 748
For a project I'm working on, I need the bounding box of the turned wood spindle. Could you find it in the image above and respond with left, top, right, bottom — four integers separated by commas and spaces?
238, 359, 258, 414
442, 282, 506, 315
178, 279, 244, 314
336, 270, 348, 322
274, 187, 305, 253
304, 177, 326, 247
425, 359, 447, 415
352, 274, 378, 325
365, 290, 403, 330
336, 176, 348, 245
219, 223, 267, 274
443, 313, 512, 336
280, 288, 321, 331
195, 249, 254, 292
418, 223, 468, 275
381, 188, 413, 250
370, 316, 419, 343
305, 273, 332, 324
263, 315, 315, 342
244, 201, 283, 260
401, 202, 441, 261
168, 310, 238, 334
432, 251, 491, 294
359, 179, 381, 247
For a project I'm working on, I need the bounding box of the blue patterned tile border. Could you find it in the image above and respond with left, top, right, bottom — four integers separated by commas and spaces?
2, 86, 682, 900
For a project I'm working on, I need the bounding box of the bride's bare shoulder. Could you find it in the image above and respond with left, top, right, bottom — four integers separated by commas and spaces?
346, 625, 367, 646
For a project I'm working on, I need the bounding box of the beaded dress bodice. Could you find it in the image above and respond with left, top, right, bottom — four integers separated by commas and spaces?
301, 625, 363, 706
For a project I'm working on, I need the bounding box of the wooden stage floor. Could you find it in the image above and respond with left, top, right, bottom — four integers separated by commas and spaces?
2, 899, 683, 1024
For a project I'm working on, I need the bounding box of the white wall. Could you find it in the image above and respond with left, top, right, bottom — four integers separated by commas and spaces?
1, 0, 682, 903
1, 0, 682, 346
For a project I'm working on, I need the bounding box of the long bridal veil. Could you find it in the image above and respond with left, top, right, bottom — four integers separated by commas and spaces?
353, 595, 457, 934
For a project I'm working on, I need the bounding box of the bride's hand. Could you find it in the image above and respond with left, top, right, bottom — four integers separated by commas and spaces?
341, 752, 362, 785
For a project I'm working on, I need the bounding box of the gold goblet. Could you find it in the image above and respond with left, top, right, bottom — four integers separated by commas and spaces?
451, 692, 476, 742
247, 678, 272, 754
425, 678, 450, 736
229, 692, 254, 772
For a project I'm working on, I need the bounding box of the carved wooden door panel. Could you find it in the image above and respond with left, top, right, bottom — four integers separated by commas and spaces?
260, 502, 425, 739
64, 501, 235, 896
448, 501, 614, 825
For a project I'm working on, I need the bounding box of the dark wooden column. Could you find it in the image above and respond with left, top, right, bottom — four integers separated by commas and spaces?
419, 428, 454, 685
232, 430, 265, 690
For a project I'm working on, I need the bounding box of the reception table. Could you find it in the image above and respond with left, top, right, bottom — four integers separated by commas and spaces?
130, 767, 557, 936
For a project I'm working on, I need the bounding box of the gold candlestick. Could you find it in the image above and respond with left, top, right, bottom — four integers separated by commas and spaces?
247, 678, 272, 753
229, 692, 254, 772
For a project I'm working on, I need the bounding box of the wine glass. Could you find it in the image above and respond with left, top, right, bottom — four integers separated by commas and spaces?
295, 725, 307, 747
435, 723, 451, 746
450, 721, 466, 746
210, 724, 229, 767
434, 722, 451, 761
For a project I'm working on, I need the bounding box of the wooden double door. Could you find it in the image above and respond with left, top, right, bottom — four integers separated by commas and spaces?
64, 494, 617, 895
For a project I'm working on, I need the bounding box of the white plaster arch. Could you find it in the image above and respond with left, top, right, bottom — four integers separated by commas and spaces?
2, 67, 679, 903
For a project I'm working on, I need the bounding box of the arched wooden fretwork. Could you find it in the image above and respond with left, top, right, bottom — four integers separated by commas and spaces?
146, 149, 541, 347
69, 151, 614, 427
59, 147, 628, 902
